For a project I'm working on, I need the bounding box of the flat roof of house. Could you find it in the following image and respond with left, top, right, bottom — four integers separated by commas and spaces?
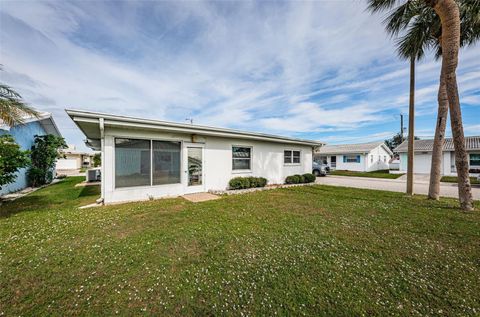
315, 141, 392, 155
66, 109, 324, 150
394, 136, 480, 153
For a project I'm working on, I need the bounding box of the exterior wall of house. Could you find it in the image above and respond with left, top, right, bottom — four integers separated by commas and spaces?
365, 145, 391, 171
101, 127, 313, 204
0, 121, 47, 195
56, 154, 82, 170
397, 151, 477, 176
333, 154, 366, 172
56, 154, 92, 170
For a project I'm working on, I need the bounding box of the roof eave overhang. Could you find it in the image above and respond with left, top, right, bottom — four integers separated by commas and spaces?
67, 110, 323, 147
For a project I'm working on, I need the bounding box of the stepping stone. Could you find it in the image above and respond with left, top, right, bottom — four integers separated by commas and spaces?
182, 192, 220, 203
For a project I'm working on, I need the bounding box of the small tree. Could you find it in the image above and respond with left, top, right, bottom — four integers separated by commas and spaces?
28, 134, 67, 187
93, 153, 101, 167
385, 133, 406, 152
0, 135, 30, 191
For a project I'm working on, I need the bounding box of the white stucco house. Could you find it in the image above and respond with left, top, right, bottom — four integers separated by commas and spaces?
56, 145, 94, 170
66, 109, 323, 204
394, 136, 480, 176
314, 141, 393, 172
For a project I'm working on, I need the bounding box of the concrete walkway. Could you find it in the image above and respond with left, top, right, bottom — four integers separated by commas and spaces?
316, 175, 480, 200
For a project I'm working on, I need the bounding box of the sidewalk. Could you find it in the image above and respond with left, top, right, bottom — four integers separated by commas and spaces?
316, 175, 480, 200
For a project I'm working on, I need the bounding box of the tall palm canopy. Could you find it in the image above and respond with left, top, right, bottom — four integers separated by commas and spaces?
370, 0, 480, 61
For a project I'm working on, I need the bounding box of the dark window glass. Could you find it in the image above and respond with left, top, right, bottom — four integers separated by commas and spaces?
153, 141, 181, 185
293, 151, 301, 163
232, 147, 251, 170
470, 154, 480, 166
115, 138, 151, 188
284, 150, 292, 164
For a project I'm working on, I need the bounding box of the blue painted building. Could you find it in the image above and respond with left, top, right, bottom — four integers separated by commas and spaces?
0, 112, 62, 195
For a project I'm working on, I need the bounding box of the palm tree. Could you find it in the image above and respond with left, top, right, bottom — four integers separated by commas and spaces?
368, 0, 475, 211
0, 69, 39, 127
380, 1, 479, 201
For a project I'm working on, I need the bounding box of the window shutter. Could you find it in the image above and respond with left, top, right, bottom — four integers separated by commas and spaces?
356, 155, 360, 163
343, 155, 346, 163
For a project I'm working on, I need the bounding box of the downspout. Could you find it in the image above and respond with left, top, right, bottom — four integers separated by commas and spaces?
99, 118, 105, 204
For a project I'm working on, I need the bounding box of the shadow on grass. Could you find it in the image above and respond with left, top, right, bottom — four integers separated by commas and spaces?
78, 185, 100, 198
0, 177, 100, 218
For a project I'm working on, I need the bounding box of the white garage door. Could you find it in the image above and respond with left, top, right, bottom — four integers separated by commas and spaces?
56, 159, 78, 170
414, 154, 432, 174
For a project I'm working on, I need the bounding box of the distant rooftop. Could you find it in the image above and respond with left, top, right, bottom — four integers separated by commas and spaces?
315, 141, 391, 155
394, 136, 480, 153
0, 111, 61, 137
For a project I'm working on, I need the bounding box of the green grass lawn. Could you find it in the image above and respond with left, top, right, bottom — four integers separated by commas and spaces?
330, 169, 404, 179
1, 177, 479, 316
441, 175, 480, 185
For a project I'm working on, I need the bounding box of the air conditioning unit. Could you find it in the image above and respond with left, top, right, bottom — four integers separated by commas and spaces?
86, 167, 101, 182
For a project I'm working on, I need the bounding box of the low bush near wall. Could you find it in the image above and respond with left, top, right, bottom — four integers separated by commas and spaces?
229, 176, 268, 190
285, 173, 316, 184
302, 173, 316, 183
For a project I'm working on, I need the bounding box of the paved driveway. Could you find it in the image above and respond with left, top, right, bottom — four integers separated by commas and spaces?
316, 175, 480, 200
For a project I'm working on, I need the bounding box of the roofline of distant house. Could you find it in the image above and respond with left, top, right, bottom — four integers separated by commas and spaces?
394, 136, 480, 153
0, 112, 62, 137
66, 109, 325, 147
316, 142, 393, 156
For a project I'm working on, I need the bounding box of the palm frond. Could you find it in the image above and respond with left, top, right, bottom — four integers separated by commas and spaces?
366, 0, 403, 13
383, 1, 422, 36
0, 84, 22, 99
395, 5, 438, 60
0, 85, 39, 127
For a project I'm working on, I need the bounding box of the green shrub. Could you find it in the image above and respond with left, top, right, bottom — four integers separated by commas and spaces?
295, 174, 305, 183
229, 176, 267, 190
285, 174, 315, 184
256, 177, 267, 187
285, 175, 300, 184
303, 173, 316, 183
229, 177, 247, 189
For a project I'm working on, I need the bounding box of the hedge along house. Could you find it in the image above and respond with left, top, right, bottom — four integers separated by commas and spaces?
66, 110, 323, 204
0, 112, 62, 195
314, 141, 393, 172
394, 136, 480, 176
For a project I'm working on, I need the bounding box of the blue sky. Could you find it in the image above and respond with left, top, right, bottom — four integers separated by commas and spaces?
1, 0, 479, 152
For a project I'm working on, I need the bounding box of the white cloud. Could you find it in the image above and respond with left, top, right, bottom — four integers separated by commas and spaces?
0, 0, 478, 151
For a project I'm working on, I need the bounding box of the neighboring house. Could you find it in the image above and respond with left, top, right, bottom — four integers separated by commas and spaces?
0, 112, 62, 195
56, 145, 94, 170
66, 109, 324, 204
394, 136, 480, 176
314, 141, 393, 172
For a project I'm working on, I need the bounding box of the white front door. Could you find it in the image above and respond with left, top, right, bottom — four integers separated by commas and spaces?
184, 144, 205, 194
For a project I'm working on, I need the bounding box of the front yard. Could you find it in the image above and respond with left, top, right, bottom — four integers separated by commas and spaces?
441, 175, 480, 185
1, 177, 479, 316
329, 169, 404, 179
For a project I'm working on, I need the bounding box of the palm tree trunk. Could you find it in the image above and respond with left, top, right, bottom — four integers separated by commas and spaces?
406, 56, 415, 195
430, 0, 474, 211
428, 73, 448, 200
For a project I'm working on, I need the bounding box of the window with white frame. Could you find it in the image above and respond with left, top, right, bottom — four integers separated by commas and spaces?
344, 155, 360, 163
384, 156, 387, 162
470, 154, 480, 166
284, 150, 301, 164
232, 146, 251, 170
370, 155, 373, 163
